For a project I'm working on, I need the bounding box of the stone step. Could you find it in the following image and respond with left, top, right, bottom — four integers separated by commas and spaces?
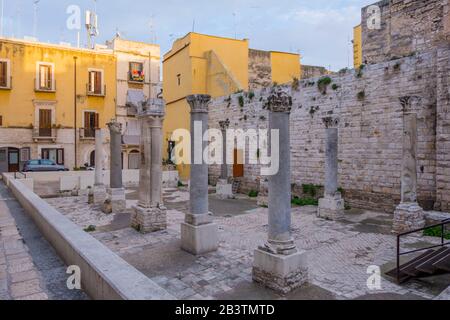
434, 253, 450, 272
385, 250, 435, 283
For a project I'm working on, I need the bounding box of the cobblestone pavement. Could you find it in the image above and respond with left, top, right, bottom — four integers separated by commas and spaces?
46, 187, 450, 300
0, 181, 88, 300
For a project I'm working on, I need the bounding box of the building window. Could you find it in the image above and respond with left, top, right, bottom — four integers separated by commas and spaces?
20, 148, 30, 162
37, 63, 54, 91
0, 60, 10, 88
129, 62, 145, 82
0, 115, 2, 126
42, 148, 64, 165
177, 74, 181, 86
83, 111, 99, 138
88, 70, 103, 95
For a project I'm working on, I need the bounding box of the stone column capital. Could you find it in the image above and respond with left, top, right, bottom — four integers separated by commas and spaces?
265, 87, 292, 113
187, 94, 211, 113
219, 119, 230, 131
138, 98, 166, 118
107, 120, 122, 134
322, 116, 340, 129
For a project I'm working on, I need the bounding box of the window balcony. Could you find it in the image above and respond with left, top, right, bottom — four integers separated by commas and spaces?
79, 127, 96, 140
86, 84, 106, 97
35, 79, 56, 93
128, 71, 145, 84
32, 128, 57, 143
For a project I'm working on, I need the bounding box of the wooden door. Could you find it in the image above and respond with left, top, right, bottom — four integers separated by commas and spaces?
39, 109, 52, 137
8, 148, 19, 172
233, 149, 244, 178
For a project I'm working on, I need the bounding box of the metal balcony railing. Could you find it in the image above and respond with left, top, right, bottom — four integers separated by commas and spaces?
32, 128, 57, 142
79, 127, 96, 139
35, 78, 56, 92
86, 84, 106, 97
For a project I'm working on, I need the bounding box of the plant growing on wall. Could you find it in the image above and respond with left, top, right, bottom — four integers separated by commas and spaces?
357, 90, 366, 101
356, 64, 365, 78
317, 76, 332, 94
238, 95, 245, 108
248, 91, 255, 100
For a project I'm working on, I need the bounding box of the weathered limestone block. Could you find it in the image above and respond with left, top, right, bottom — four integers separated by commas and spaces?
132, 206, 167, 233
216, 179, 234, 199
318, 194, 345, 220
107, 187, 126, 214
253, 249, 308, 295
257, 179, 268, 207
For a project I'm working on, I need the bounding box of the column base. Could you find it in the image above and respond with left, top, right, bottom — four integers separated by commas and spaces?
93, 184, 107, 205
106, 188, 126, 214
392, 202, 426, 234
216, 179, 234, 199
252, 248, 308, 295
317, 194, 345, 220
131, 205, 167, 233
181, 220, 218, 255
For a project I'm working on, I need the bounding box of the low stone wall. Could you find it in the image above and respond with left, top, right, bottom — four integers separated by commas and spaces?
3, 170, 180, 192
7, 179, 174, 300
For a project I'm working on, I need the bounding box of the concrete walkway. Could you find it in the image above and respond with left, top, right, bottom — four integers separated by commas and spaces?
0, 180, 88, 300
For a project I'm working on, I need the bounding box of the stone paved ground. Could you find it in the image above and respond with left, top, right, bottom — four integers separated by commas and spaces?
45, 186, 450, 300
0, 181, 88, 300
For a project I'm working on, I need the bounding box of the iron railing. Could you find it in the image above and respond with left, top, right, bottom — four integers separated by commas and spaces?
396, 218, 450, 283
86, 84, 106, 96
14, 171, 27, 179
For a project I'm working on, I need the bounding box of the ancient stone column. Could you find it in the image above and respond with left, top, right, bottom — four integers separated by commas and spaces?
252, 87, 307, 294
131, 99, 167, 233
106, 120, 126, 213
93, 129, 107, 205
317, 116, 345, 220
181, 94, 218, 255
393, 113, 425, 234
216, 119, 234, 199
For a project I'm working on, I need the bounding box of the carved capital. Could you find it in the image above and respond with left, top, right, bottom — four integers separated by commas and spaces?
107, 120, 122, 134
219, 119, 230, 131
187, 94, 211, 113
139, 98, 165, 118
265, 86, 292, 113
322, 116, 340, 129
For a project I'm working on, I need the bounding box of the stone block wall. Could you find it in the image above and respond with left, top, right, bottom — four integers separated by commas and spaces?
362, 0, 446, 64
209, 49, 449, 213
248, 49, 272, 91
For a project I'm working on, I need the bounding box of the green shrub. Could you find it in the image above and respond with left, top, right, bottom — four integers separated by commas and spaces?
291, 197, 318, 206
238, 95, 245, 108
248, 190, 259, 198
318, 77, 332, 94
423, 226, 450, 240
84, 225, 96, 233
302, 184, 321, 198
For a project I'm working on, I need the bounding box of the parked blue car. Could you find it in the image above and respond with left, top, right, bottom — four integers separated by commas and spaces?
23, 159, 68, 172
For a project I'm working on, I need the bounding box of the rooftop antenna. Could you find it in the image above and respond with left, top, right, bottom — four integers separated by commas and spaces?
149, 14, 156, 43
33, 0, 40, 39
0, 0, 4, 37
85, 0, 99, 49
232, 12, 237, 39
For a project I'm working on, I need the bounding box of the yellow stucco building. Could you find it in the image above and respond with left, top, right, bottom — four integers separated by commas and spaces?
163, 32, 301, 179
353, 25, 363, 68
0, 38, 116, 172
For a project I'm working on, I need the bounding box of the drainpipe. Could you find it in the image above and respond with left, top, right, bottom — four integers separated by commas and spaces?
74, 56, 78, 169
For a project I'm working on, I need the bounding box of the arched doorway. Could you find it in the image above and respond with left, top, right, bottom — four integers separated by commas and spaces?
89, 150, 95, 167
128, 150, 140, 170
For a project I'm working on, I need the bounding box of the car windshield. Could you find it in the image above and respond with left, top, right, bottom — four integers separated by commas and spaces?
28, 160, 39, 165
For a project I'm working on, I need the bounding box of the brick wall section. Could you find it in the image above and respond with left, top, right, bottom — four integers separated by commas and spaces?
362, 0, 445, 64
209, 49, 448, 213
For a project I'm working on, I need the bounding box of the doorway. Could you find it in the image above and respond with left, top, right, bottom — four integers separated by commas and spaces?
233, 149, 244, 178
39, 109, 52, 137
8, 148, 19, 172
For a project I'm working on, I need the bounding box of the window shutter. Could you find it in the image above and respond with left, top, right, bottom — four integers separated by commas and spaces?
84, 112, 90, 129
95, 72, 102, 94
94, 113, 99, 129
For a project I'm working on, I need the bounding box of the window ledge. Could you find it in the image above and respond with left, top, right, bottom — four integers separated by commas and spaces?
87, 92, 106, 97
0, 86, 11, 90
128, 80, 145, 85
35, 88, 56, 93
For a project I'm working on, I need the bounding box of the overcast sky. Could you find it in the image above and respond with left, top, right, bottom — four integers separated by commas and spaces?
1, 0, 374, 71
